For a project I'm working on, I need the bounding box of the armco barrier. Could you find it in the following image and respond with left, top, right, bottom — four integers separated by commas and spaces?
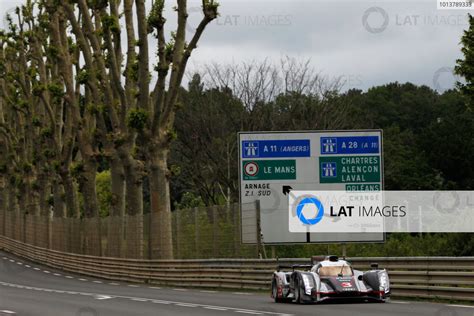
0, 235, 473, 301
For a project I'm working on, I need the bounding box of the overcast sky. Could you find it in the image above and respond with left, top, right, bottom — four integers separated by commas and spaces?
1, 0, 470, 92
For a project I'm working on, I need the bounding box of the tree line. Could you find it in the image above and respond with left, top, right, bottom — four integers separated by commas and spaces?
0, 0, 219, 259
170, 63, 473, 208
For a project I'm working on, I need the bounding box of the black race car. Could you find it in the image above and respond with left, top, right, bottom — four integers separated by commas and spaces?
271, 255, 390, 304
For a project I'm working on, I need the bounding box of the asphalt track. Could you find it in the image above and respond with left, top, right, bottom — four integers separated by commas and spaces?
0, 250, 473, 316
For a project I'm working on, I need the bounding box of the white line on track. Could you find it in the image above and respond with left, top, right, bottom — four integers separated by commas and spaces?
233, 292, 252, 295
127, 285, 139, 288
0, 280, 291, 316
0, 310, 17, 315
65, 276, 74, 279
200, 290, 217, 293
93, 281, 103, 284
151, 300, 171, 305
148, 286, 161, 289
447, 305, 474, 309
173, 288, 188, 291
175, 303, 199, 307
204, 306, 228, 311
93, 295, 113, 300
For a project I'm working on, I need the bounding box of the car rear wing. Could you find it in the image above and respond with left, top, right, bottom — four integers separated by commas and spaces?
276, 264, 313, 272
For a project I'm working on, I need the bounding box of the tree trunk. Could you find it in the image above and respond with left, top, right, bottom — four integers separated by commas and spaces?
118, 149, 144, 259
109, 156, 125, 257
5, 181, 18, 238
10, 184, 24, 241
149, 148, 173, 259
27, 178, 41, 217
78, 160, 99, 218
0, 176, 7, 236
62, 172, 81, 218
60, 170, 79, 218
110, 157, 125, 217
38, 174, 51, 216
77, 159, 101, 256
53, 180, 66, 218
122, 158, 143, 217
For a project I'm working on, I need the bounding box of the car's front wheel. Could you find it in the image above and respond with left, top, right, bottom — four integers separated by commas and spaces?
272, 279, 283, 303
294, 278, 302, 304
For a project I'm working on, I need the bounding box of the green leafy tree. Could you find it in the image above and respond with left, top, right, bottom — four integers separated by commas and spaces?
455, 14, 474, 107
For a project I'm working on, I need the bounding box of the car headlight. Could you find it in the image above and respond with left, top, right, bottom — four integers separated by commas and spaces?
302, 274, 313, 295
378, 271, 390, 293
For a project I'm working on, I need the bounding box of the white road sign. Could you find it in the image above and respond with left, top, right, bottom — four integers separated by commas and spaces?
238, 130, 384, 244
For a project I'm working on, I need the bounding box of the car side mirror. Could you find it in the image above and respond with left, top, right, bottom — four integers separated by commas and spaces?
358, 275, 363, 281
371, 263, 379, 269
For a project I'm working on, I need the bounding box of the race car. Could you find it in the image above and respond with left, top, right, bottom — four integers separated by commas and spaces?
271, 255, 390, 304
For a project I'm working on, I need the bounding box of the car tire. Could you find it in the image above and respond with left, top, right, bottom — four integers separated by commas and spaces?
294, 278, 302, 304
272, 279, 283, 303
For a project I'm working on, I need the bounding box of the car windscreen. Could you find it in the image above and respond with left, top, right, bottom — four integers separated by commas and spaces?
318, 265, 353, 277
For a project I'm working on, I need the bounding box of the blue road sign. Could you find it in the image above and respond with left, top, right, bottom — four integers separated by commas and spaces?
242, 140, 310, 158
321, 136, 379, 155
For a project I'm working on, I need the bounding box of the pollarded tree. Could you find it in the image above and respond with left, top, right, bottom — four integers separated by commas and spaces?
0, 2, 82, 220
141, 0, 219, 259
0, 4, 63, 219
58, 0, 218, 259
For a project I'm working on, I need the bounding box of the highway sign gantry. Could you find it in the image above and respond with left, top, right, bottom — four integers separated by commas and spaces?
239, 130, 384, 244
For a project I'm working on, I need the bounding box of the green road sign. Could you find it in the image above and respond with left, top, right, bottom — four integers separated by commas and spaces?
319, 156, 380, 183
243, 160, 296, 180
